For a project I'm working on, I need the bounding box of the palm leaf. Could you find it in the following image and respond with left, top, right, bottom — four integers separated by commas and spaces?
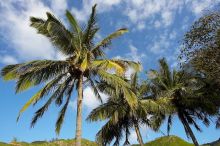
55, 80, 75, 134
83, 4, 98, 47
15, 60, 69, 92
66, 10, 81, 34
30, 77, 72, 127
92, 28, 128, 53
92, 59, 126, 75
47, 21, 75, 55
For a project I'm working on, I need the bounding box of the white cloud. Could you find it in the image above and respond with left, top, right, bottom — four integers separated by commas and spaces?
0, 0, 69, 61
169, 31, 177, 40
1, 55, 18, 64
69, 87, 108, 112
161, 11, 173, 26
83, 87, 108, 111
71, 0, 122, 22
154, 20, 161, 28
148, 28, 178, 55
127, 45, 146, 62
137, 22, 146, 31
114, 44, 145, 78
124, 0, 183, 29
114, 44, 146, 63
122, 0, 219, 30
188, 0, 220, 15
125, 67, 136, 79
150, 35, 170, 54
50, 0, 68, 16
129, 124, 150, 144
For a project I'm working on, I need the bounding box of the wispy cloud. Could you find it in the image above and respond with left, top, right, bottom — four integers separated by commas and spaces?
0, 0, 68, 62
115, 44, 146, 63
124, 0, 184, 29
0, 0, 218, 64
189, 0, 220, 15
1, 55, 18, 64
71, 0, 122, 22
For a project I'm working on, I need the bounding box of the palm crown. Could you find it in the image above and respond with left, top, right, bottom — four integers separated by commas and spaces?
1, 4, 141, 146
148, 58, 220, 146
87, 73, 164, 146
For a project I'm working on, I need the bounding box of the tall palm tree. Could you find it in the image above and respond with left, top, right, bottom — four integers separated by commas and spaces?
87, 73, 164, 146
0, 5, 141, 146
147, 58, 219, 146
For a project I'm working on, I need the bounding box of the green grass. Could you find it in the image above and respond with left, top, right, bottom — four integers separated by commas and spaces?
1, 136, 219, 146
0, 142, 9, 146
133, 135, 193, 146
0, 139, 98, 146
202, 138, 220, 146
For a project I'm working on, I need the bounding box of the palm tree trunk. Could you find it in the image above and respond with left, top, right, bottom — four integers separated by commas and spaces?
180, 115, 199, 146
134, 122, 144, 146
75, 73, 83, 146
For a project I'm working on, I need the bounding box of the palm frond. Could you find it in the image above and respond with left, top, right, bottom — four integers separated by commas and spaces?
17, 75, 71, 121
89, 79, 103, 103
30, 17, 49, 36
87, 101, 118, 121
31, 14, 75, 55
96, 118, 123, 146
55, 80, 75, 134
30, 76, 73, 127
92, 59, 126, 75
92, 28, 128, 53
66, 10, 82, 34
1, 63, 24, 80
115, 60, 142, 72
47, 21, 75, 55
216, 116, 220, 128
15, 60, 69, 92
83, 4, 99, 47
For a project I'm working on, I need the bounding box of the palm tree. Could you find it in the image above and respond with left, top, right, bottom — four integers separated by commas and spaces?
87, 73, 164, 146
147, 58, 219, 146
0, 5, 141, 146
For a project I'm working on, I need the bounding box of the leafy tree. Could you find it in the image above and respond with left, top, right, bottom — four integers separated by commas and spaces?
0, 5, 141, 146
180, 10, 220, 135
180, 11, 220, 80
87, 73, 164, 146
147, 58, 220, 146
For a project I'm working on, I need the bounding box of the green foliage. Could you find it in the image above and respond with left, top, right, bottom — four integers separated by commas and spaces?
1, 137, 220, 146
203, 138, 220, 146
0, 139, 98, 146
0, 142, 9, 146
180, 10, 220, 130
133, 136, 193, 146
180, 11, 220, 80
87, 73, 165, 145
147, 58, 220, 146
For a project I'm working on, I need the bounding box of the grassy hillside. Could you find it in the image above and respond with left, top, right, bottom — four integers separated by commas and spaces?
0, 139, 98, 146
1, 136, 219, 146
0, 142, 9, 146
203, 138, 220, 146
133, 136, 193, 146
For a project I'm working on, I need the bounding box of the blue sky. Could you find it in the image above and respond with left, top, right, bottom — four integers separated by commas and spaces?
0, 0, 220, 145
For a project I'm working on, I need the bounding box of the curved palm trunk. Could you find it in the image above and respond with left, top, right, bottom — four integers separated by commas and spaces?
180, 114, 199, 146
133, 121, 144, 146
76, 74, 83, 146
